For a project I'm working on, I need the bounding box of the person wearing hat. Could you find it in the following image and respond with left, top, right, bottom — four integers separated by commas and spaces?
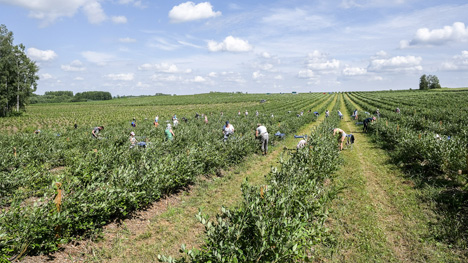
333, 128, 347, 151
129, 131, 138, 148
223, 121, 235, 141
256, 123, 269, 155
165, 124, 175, 141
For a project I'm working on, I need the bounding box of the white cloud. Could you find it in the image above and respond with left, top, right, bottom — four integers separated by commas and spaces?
368, 55, 423, 73
82, 1, 106, 24
297, 69, 315, 79
261, 52, 271, 58
261, 8, 332, 32
27, 47, 57, 61
343, 67, 367, 76
169, 1, 221, 23
119, 37, 136, 43
252, 71, 264, 79
40, 73, 53, 80
106, 73, 134, 81
305, 51, 340, 73
208, 72, 217, 77
193, 76, 206, 82
440, 50, 468, 70
111, 16, 127, 24
208, 36, 252, 52
61, 60, 86, 72
74, 77, 84, 81
138, 63, 192, 74
274, 75, 283, 80
406, 22, 468, 47
81, 51, 115, 65
147, 37, 180, 51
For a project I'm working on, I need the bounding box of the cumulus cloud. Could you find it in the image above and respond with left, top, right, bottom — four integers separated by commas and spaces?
81, 51, 115, 66
138, 63, 192, 73
367, 55, 422, 73
305, 51, 340, 73
297, 69, 315, 79
208, 36, 252, 52
106, 73, 134, 81
27, 47, 57, 61
82, 1, 107, 24
40, 73, 53, 80
119, 37, 136, 43
61, 60, 86, 71
111, 16, 127, 24
252, 71, 264, 79
404, 22, 468, 47
441, 50, 468, 70
343, 67, 367, 76
192, 76, 206, 82
169, 1, 221, 23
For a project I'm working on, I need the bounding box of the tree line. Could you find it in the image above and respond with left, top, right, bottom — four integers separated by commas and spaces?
31, 91, 112, 104
0, 24, 39, 117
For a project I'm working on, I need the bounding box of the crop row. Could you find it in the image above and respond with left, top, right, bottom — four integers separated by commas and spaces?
159, 95, 342, 262
0, 93, 334, 258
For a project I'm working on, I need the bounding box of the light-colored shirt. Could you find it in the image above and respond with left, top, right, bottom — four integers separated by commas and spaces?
297, 139, 306, 149
256, 125, 267, 135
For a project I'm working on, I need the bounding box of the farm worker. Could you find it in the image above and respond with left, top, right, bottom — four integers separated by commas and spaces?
337, 110, 343, 119
92, 126, 104, 138
256, 123, 269, 156
34, 129, 41, 134
131, 121, 136, 127
223, 121, 235, 141
182, 117, 188, 123
314, 112, 319, 117
396, 107, 400, 113
297, 139, 307, 149
204, 115, 208, 124
172, 115, 179, 127
271, 113, 274, 118
238, 110, 241, 116
333, 128, 347, 151
165, 124, 175, 141
363, 116, 376, 133
325, 110, 329, 118
256, 110, 259, 117
354, 109, 358, 120
74, 123, 78, 129
154, 115, 159, 127
376, 109, 380, 118
245, 110, 248, 116
129, 131, 137, 148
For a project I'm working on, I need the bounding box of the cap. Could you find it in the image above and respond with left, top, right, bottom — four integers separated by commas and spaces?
130, 132, 135, 136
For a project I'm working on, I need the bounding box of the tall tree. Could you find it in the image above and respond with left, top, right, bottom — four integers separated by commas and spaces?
419, 74, 428, 90
0, 24, 39, 117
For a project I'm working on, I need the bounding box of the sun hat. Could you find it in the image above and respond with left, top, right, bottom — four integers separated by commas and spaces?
130, 132, 135, 136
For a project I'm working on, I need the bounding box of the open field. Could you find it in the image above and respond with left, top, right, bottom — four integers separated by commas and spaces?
1, 90, 468, 262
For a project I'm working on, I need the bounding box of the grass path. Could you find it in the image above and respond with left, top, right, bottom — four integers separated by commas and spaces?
316, 94, 461, 262
22, 95, 337, 263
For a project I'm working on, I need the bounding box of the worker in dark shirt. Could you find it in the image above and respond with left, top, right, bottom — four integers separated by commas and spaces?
363, 117, 376, 133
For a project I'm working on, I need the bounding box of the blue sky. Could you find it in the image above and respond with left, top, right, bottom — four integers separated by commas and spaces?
1, 0, 468, 96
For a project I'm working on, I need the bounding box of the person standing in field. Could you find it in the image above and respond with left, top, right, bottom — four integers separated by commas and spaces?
245, 110, 248, 116
165, 124, 174, 141
325, 110, 329, 118
256, 123, 269, 156
154, 115, 159, 127
92, 126, 104, 138
129, 131, 137, 148
223, 121, 235, 141
333, 128, 347, 151
354, 109, 358, 120
204, 114, 208, 124
338, 110, 343, 120
363, 116, 376, 133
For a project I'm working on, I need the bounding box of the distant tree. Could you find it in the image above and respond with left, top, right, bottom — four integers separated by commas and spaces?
44, 91, 73, 97
428, 75, 441, 89
419, 74, 428, 90
0, 24, 39, 116
74, 91, 112, 101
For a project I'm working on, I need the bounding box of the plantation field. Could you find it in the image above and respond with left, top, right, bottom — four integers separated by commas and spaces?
1, 90, 468, 262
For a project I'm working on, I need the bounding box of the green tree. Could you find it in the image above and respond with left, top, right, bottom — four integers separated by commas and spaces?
419, 74, 428, 90
0, 24, 39, 117
428, 75, 441, 89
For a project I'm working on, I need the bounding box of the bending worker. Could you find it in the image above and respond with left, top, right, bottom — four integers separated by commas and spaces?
256, 123, 269, 156
333, 128, 347, 151
363, 116, 376, 133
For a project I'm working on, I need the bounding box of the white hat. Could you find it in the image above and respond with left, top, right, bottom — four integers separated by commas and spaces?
130, 132, 135, 136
